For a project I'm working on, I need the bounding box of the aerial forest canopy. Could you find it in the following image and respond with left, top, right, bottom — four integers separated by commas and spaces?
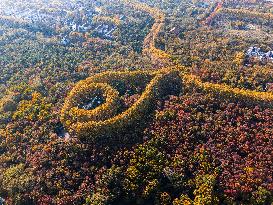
0, 0, 272, 204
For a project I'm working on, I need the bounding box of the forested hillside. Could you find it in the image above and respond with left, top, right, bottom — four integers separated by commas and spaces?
0, 0, 272, 204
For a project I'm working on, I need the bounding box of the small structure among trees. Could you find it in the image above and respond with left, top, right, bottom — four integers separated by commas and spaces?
246, 46, 273, 63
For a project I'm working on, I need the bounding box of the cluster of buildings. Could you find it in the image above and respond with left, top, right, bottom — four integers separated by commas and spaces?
13, 9, 55, 25
1, 0, 119, 45
60, 16, 118, 45
59, 5, 99, 45
93, 24, 117, 39
60, 13, 124, 45
1, 2, 57, 26
246, 46, 273, 63
62, 2, 101, 32
64, 9, 93, 31
246, 47, 273, 91
93, 14, 124, 40
0, 0, 125, 46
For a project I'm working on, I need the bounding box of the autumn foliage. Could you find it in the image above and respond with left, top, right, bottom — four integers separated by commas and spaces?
0, 0, 272, 204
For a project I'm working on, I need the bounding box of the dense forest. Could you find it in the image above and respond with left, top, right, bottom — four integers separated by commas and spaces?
0, 0, 272, 204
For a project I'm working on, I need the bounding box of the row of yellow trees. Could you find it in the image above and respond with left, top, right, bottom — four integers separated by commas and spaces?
183, 74, 273, 108
61, 69, 181, 141
61, 0, 273, 141
120, 0, 172, 65
61, 65, 273, 140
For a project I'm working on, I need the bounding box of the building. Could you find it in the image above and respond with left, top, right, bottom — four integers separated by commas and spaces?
0, 197, 5, 205
61, 35, 70, 45
246, 46, 273, 63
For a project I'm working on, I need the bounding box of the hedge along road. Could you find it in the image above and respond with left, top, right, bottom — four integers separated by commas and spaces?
61, 0, 273, 142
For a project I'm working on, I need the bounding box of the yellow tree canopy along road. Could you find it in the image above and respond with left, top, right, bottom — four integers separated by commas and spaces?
61, 0, 273, 142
